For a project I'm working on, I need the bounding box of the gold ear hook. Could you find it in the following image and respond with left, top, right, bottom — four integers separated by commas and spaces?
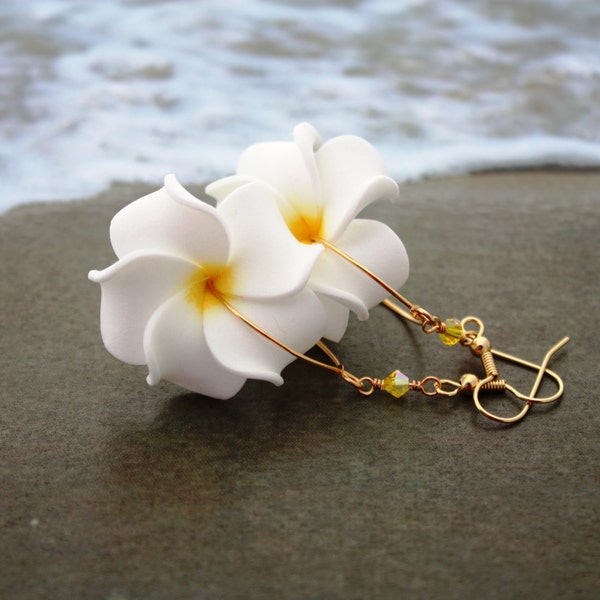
472, 337, 569, 423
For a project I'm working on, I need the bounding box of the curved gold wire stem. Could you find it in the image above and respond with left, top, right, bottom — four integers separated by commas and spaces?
382, 298, 421, 324
315, 238, 414, 309
316, 237, 414, 311
208, 283, 341, 376
315, 340, 342, 369
208, 283, 385, 395
317, 237, 446, 332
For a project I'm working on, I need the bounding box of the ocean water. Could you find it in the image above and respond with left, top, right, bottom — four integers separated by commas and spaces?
1, 0, 600, 211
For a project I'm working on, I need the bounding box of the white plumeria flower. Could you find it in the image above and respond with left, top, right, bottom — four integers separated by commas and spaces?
206, 123, 409, 342
89, 175, 326, 399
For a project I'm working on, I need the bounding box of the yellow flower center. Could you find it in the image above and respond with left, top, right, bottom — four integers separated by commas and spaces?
286, 212, 322, 244
185, 265, 234, 313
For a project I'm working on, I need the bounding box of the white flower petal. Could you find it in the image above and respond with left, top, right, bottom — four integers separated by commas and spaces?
293, 122, 322, 201
217, 182, 322, 299
317, 294, 350, 343
235, 137, 322, 224
293, 122, 322, 153
315, 134, 399, 240
310, 270, 370, 321
205, 174, 256, 203
309, 219, 409, 320
143, 291, 246, 399
204, 289, 327, 385
110, 175, 229, 265
322, 175, 399, 242
208, 175, 303, 236
88, 251, 198, 364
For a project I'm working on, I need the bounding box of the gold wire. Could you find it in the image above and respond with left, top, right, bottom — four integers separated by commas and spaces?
208, 281, 383, 395
381, 298, 421, 324
315, 237, 414, 311
491, 337, 569, 405
207, 281, 343, 376
208, 281, 391, 395
316, 237, 448, 333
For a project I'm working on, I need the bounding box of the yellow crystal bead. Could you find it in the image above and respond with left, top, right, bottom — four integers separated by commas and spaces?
439, 318, 463, 346
383, 370, 410, 398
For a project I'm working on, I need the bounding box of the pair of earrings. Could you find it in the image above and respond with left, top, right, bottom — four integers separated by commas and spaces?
89, 124, 567, 424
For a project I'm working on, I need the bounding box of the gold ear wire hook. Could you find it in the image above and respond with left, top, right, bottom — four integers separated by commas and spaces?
472, 337, 569, 423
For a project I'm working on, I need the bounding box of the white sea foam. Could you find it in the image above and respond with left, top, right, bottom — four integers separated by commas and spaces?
392, 137, 600, 181
1, 0, 600, 211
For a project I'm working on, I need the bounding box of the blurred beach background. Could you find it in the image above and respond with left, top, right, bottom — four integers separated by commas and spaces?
1, 0, 599, 212
2, 3, 600, 597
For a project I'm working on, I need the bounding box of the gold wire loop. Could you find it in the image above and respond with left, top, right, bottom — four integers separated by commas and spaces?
356, 377, 379, 396
472, 337, 569, 423
340, 370, 363, 388
410, 306, 442, 333
339, 372, 380, 396
422, 320, 441, 334
416, 376, 443, 396
436, 379, 463, 397
460, 316, 484, 343
412, 377, 461, 397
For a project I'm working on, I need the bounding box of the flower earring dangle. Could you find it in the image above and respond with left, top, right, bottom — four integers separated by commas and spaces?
89, 123, 568, 423
88, 175, 327, 399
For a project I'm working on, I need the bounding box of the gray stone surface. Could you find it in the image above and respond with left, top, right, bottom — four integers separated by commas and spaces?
1, 172, 598, 599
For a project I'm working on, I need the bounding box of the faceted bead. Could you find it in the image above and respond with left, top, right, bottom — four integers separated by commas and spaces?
439, 318, 463, 346
383, 370, 410, 398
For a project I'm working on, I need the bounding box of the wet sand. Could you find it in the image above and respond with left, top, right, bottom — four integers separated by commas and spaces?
1, 172, 598, 598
